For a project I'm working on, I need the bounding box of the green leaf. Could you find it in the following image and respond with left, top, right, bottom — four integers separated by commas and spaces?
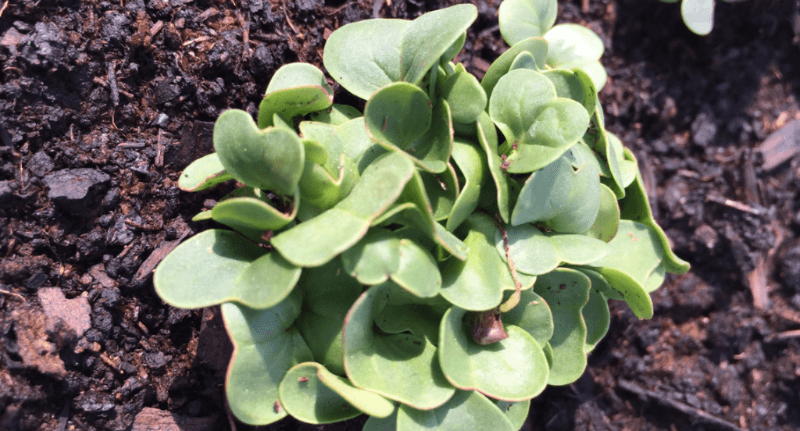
583, 183, 620, 243
476, 111, 512, 223
588, 220, 667, 319
543, 24, 607, 90
295, 260, 363, 375
366, 83, 433, 152
323, 19, 407, 100
584, 110, 626, 199
153, 230, 301, 309
397, 390, 516, 431
272, 153, 416, 267
257, 63, 334, 127
222, 292, 314, 425
439, 307, 549, 400
340, 228, 442, 298
542, 68, 597, 116
214, 109, 305, 195
401, 4, 478, 85
448, 138, 488, 232
212, 188, 298, 233
364, 409, 399, 431
178, 153, 233, 192
309, 103, 362, 125
405, 98, 454, 174
589, 220, 663, 290
495, 399, 532, 431
511, 155, 573, 226
343, 283, 456, 410
421, 166, 458, 221
489, 69, 590, 173
533, 268, 590, 386
618, 149, 691, 274
582, 286, 610, 352
545, 146, 601, 234
375, 303, 443, 346
498, 0, 558, 46
278, 362, 395, 424
682, 0, 714, 35
482, 38, 548, 100
502, 288, 553, 346
441, 64, 487, 123
441, 214, 536, 311
497, 224, 610, 276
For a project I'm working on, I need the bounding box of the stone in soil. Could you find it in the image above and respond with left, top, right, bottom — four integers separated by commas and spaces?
43, 168, 110, 216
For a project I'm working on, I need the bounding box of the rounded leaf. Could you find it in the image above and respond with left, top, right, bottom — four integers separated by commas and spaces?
279, 362, 395, 424
438, 307, 549, 401
214, 109, 304, 195
366, 82, 432, 151
397, 390, 516, 431
154, 230, 301, 309
682, 0, 714, 35
343, 284, 456, 410
498, 0, 558, 46
178, 153, 232, 192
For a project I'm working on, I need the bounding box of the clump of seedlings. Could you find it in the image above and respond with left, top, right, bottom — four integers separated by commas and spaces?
154, 1, 689, 428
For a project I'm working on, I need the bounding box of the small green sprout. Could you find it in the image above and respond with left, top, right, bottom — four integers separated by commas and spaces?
154, 1, 688, 429
660, 0, 738, 35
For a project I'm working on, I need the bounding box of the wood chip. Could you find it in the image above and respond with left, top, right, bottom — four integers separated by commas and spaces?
758, 118, 800, 171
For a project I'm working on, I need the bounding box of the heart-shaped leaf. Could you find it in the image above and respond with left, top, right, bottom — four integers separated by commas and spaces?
178, 153, 233, 192
278, 362, 395, 424
545, 145, 601, 234
272, 153, 416, 267
489, 69, 590, 173
441, 64, 487, 123
343, 283, 456, 410
340, 228, 442, 298
214, 109, 305, 195
439, 306, 549, 401
400, 4, 478, 85
222, 291, 313, 425
475, 111, 514, 223
323, 19, 407, 100
497, 224, 610, 276
482, 38, 548, 100
257, 63, 334, 128
154, 230, 301, 309
542, 68, 597, 115
532, 268, 590, 386
397, 390, 516, 431
405, 98, 454, 174
498, 0, 558, 46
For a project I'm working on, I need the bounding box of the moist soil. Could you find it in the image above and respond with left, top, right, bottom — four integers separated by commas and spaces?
1, 0, 800, 430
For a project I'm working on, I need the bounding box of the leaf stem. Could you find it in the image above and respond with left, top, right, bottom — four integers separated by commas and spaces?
495, 213, 522, 313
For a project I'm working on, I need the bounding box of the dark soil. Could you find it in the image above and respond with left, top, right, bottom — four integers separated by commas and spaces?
1, 0, 799, 430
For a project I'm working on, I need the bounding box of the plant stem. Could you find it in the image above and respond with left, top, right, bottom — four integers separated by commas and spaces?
495, 214, 522, 313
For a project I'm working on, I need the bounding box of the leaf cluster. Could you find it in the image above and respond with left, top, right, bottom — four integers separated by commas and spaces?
154, 1, 689, 429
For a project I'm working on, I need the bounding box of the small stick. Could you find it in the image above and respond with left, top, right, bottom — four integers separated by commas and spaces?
0, 289, 26, 302
155, 129, 164, 167
617, 379, 744, 431
705, 195, 764, 216
768, 329, 800, 341
495, 214, 522, 313
0, 1, 8, 18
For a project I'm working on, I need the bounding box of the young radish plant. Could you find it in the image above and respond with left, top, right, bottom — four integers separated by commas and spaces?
154, 1, 689, 429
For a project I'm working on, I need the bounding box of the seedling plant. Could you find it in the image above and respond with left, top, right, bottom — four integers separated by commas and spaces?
155, 0, 689, 429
